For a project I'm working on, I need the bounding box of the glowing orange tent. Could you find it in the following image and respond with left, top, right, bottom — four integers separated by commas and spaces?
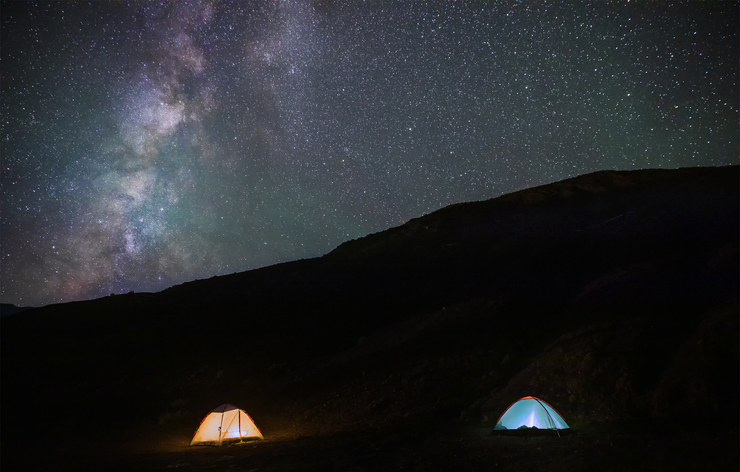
190, 404, 263, 446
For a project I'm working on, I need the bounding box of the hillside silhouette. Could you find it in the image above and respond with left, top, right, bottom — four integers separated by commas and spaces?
2, 166, 738, 471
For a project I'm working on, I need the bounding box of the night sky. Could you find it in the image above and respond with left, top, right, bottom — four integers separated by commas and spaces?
2, 1, 737, 307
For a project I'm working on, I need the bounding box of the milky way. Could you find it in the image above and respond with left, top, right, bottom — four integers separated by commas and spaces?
2, 1, 737, 307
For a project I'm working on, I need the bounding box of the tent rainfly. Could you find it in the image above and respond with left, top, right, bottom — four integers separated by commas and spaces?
493, 396, 569, 432
190, 404, 263, 446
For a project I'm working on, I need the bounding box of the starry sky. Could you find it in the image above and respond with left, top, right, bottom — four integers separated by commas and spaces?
2, 1, 738, 307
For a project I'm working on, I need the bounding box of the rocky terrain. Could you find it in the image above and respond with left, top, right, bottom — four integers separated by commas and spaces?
2, 165, 738, 471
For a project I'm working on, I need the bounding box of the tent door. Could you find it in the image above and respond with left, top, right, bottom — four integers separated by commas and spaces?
220, 411, 239, 445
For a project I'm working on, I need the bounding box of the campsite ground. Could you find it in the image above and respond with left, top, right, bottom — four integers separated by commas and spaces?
8, 416, 738, 471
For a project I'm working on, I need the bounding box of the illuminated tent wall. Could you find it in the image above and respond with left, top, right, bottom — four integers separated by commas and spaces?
190, 404, 263, 446
493, 396, 569, 431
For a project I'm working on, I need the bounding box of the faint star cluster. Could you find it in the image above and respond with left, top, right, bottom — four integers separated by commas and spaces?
1, 1, 737, 306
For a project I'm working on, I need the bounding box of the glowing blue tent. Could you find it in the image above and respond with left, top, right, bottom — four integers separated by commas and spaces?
493, 396, 569, 431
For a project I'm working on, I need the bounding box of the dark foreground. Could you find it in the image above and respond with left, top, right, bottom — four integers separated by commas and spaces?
6, 416, 738, 471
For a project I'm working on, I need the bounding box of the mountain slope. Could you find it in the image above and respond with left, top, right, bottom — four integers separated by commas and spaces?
2, 165, 737, 471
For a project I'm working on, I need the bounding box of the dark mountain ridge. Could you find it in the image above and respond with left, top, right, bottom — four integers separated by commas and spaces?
0, 303, 34, 316
2, 165, 738, 471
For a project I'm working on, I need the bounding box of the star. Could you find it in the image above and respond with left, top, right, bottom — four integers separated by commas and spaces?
1, 1, 737, 306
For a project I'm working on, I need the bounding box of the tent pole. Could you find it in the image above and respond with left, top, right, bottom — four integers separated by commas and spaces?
221, 411, 238, 445
218, 411, 225, 446
533, 398, 560, 437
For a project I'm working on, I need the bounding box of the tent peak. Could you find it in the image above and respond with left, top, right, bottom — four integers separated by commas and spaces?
211, 404, 239, 413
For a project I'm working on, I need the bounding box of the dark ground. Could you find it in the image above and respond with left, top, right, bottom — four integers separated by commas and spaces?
2, 166, 738, 471
6, 416, 738, 471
